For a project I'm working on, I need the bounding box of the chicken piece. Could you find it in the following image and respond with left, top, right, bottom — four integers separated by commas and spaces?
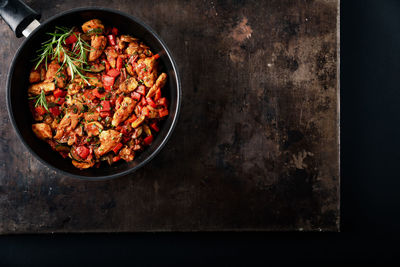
67, 78, 84, 95
82, 19, 104, 34
54, 112, 80, 141
28, 81, 55, 95
146, 72, 167, 98
105, 46, 118, 68
111, 97, 136, 127
120, 35, 138, 43
72, 160, 95, 169
84, 121, 103, 137
136, 56, 158, 87
95, 130, 122, 157
117, 77, 138, 94
125, 41, 142, 55
132, 126, 143, 139
125, 63, 135, 76
86, 73, 103, 87
45, 60, 67, 88
131, 115, 145, 128
119, 146, 135, 162
84, 112, 101, 123
29, 68, 41, 83
32, 123, 52, 140
89, 35, 107, 61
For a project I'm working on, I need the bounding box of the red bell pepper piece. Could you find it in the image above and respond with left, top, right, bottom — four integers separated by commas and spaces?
154, 89, 161, 101
116, 56, 124, 71
131, 91, 141, 101
53, 88, 66, 98
100, 100, 111, 111
116, 96, 124, 109
136, 85, 146, 95
107, 34, 116, 46
76, 146, 90, 159
93, 88, 106, 99
124, 115, 137, 125
153, 54, 160, 60
112, 143, 123, 154
150, 122, 159, 132
141, 97, 147, 106
35, 106, 46, 116
102, 60, 111, 72
102, 75, 115, 89
107, 68, 120, 78
146, 97, 157, 108
143, 135, 153, 145
65, 34, 78, 45
112, 156, 121, 162
49, 106, 61, 117
111, 27, 118, 36
55, 97, 65, 105
158, 108, 169, 117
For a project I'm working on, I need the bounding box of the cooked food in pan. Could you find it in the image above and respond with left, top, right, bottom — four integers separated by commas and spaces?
28, 19, 169, 169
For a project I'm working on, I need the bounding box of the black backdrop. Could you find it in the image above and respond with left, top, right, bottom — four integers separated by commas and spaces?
1, 0, 400, 264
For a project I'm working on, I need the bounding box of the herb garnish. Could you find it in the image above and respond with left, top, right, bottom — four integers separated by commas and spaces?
29, 90, 49, 111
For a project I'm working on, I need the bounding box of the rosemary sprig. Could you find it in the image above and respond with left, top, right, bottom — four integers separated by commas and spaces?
33, 26, 92, 84
29, 89, 49, 112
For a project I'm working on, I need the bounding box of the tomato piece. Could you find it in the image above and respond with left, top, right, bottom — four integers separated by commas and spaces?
143, 135, 153, 145
136, 85, 146, 95
141, 97, 147, 106
142, 106, 149, 117
55, 97, 65, 105
102, 75, 115, 88
131, 91, 141, 100
146, 97, 157, 108
107, 34, 116, 46
53, 88, 66, 98
124, 115, 137, 125
100, 100, 111, 111
159, 108, 169, 117
157, 97, 168, 108
83, 90, 96, 101
76, 146, 90, 159
111, 27, 118, 36
154, 89, 161, 101
112, 143, 123, 154
112, 156, 121, 162
150, 122, 159, 132
65, 34, 78, 45
153, 54, 160, 60
49, 106, 61, 117
107, 68, 120, 78
116, 56, 124, 71
100, 111, 110, 118
35, 106, 46, 116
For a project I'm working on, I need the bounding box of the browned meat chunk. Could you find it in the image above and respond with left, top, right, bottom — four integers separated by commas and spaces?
117, 77, 138, 94
105, 46, 118, 68
54, 112, 80, 141
45, 60, 67, 88
95, 130, 122, 157
84, 121, 103, 137
82, 19, 104, 34
28, 82, 55, 95
146, 72, 167, 98
119, 146, 135, 162
136, 56, 158, 87
72, 160, 95, 169
89, 35, 107, 61
32, 123, 52, 140
112, 97, 136, 127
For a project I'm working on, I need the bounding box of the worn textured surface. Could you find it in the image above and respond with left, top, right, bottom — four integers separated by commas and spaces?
0, 0, 339, 233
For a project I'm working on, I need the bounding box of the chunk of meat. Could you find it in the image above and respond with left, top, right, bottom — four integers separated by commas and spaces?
117, 77, 138, 94
146, 72, 167, 98
86, 73, 103, 87
66, 78, 84, 95
105, 46, 118, 68
84, 121, 103, 137
120, 35, 138, 43
28, 81, 55, 95
84, 112, 101, 123
72, 160, 95, 169
136, 56, 158, 87
125, 41, 143, 55
29, 68, 41, 83
111, 97, 136, 127
119, 146, 135, 162
32, 123, 52, 140
89, 35, 107, 61
95, 130, 122, 157
45, 60, 67, 88
82, 19, 104, 34
54, 112, 80, 141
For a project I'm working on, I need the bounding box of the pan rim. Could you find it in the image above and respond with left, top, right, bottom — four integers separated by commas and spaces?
6, 7, 182, 181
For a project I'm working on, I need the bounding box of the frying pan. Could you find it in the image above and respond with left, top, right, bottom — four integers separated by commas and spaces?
0, 0, 181, 180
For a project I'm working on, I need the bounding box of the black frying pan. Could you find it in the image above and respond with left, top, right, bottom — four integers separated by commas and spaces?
0, 0, 181, 180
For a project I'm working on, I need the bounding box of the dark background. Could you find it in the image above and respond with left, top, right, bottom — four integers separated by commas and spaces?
0, 0, 399, 264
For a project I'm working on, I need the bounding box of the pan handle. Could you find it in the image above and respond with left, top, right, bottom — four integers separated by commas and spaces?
0, 0, 40, 38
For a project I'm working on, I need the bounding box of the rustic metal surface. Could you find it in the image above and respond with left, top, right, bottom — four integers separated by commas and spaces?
0, 0, 339, 233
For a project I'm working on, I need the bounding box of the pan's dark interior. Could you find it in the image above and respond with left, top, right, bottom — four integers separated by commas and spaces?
8, 8, 180, 179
